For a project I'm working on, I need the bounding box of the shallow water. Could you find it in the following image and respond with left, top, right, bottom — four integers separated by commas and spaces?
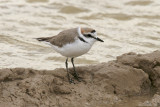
0, 0, 160, 70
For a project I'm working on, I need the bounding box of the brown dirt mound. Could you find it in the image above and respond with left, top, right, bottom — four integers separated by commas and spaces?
0, 50, 160, 107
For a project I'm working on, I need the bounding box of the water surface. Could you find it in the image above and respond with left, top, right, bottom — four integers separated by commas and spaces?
0, 0, 160, 69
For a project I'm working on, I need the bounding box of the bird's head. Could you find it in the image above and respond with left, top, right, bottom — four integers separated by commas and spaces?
80, 27, 104, 43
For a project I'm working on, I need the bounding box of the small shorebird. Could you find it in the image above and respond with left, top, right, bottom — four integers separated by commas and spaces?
36, 27, 104, 83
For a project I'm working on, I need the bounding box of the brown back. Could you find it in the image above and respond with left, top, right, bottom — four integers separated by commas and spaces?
49, 28, 78, 47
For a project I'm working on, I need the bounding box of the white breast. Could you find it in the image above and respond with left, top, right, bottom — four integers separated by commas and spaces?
50, 39, 94, 58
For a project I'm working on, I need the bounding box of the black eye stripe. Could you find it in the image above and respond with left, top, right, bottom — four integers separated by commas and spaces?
83, 33, 97, 40
83, 34, 92, 38
87, 34, 92, 37
91, 30, 96, 33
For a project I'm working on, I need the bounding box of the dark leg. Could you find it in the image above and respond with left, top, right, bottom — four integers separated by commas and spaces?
65, 58, 74, 83
71, 58, 81, 81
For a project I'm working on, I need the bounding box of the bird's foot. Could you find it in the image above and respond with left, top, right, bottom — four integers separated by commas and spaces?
73, 73, 81, 82
68, 77, 75, 84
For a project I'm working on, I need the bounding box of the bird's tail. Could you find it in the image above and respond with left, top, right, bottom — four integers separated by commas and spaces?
36, 37, 51, 42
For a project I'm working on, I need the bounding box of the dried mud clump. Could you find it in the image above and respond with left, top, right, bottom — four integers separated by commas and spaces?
0, 50, 160, 107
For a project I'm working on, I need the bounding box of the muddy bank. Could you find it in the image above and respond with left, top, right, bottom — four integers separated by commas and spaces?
0, 51, 160, 107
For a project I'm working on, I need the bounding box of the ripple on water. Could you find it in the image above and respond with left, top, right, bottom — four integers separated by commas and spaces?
0, 0, 160, 70
146, 36, 160, 41
19, 20, 46, 26
74, 21, 88, 26
137, 22, 160, 27
140, 42, 160, 48
46, 56, 65, 62
125, 1, 153, 6
79, 13, 133, 21
104, 13, 133, 21
43, 27, 62, 31
0, 35, 47, 51
59, 6, 89, 14
26, 0, 49, 3
79, 14, 103, 20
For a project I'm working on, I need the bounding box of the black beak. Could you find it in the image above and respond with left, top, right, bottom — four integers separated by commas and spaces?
96, 37, 104, 42
84, 34, 104, 42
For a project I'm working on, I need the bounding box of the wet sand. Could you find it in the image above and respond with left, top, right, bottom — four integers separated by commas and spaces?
0, 50, 160, 107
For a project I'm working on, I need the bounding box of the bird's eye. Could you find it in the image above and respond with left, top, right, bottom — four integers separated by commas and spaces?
91, 30, 96, 33
83, 34, 92, 38
87, 34, 92, 37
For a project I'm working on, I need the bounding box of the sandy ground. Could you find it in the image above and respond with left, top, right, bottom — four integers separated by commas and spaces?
0, 51, 160, 107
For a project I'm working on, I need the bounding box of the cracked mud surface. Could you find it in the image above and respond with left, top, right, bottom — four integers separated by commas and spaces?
0, 51, 160, 107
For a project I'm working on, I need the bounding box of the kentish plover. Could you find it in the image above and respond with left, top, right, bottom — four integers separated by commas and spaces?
36, 27, 104, 83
